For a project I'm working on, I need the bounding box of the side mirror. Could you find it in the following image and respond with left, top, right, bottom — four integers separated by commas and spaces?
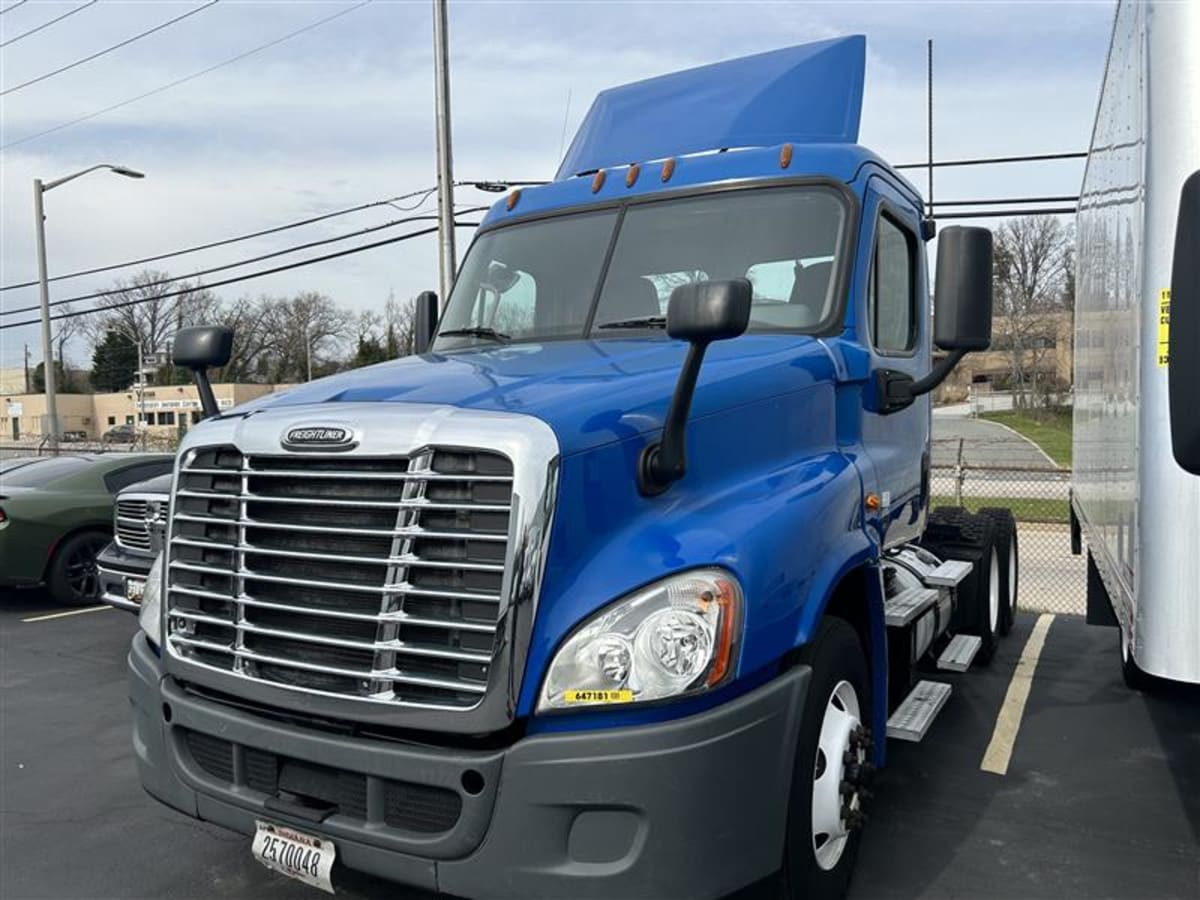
1169, 170, 1200, 475
934, 226, 994, 351
172, 325, 233, 420
414, 290, 439, 354
639, 279, 751, 495
875, 226, 993, 415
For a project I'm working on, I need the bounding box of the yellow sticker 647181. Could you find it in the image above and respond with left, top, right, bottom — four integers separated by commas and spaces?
1158, 288, 1171, 367
563, 689, 634, 704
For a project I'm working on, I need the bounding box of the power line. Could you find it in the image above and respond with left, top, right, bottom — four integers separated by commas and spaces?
1, 205, 487, 316
0, 185, 438, 292
0, 219, 482, 330
0, 0, 98, 49
1, 0, 219, 97
894, 151, 1087, 170
0, 0, 30, 16
1, 0, 371, 149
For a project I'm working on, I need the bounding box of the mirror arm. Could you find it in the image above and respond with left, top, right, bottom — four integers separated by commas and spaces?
639, 342, 708, 495
191, 368, 220, 419
875, 348, 968, 415
909, 347, 967, 397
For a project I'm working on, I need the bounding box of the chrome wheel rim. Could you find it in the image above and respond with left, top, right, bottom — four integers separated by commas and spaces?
1007, 532, 1018, 616
812, 679, 862, 871
988, 548, 1000, 634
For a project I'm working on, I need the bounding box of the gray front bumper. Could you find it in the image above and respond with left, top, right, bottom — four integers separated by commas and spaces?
97, 543, 153, 612
130, 634, 809, 899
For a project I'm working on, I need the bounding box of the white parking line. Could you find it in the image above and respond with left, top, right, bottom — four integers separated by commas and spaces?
980, 613, 1055, 775
22, 605, 111, 623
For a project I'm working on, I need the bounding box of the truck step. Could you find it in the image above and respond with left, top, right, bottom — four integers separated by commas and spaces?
924, 558, 973, 587
886, 680, 952, 742
884, 587, 939, 627
936, 634, 982, 672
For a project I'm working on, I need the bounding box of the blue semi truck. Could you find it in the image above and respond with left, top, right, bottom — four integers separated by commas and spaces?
130, 37, 1023, 899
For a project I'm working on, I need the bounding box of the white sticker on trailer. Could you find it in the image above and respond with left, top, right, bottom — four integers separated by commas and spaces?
252, 820, 336, 894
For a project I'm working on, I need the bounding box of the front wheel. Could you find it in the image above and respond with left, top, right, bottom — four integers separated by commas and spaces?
780, 617, 872, 900
46, 531, 109, 605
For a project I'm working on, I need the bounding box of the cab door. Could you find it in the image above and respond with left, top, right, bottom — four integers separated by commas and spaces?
857, 177, 931, 548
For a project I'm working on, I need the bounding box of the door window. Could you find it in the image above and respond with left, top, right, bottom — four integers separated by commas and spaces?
868, 214, 917, 353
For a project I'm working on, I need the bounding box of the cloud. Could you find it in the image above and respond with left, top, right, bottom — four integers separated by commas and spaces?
0, 0, 1113, 369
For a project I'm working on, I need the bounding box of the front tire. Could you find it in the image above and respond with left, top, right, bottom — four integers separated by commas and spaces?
780, 618, 871, 900
46, 531, 109, 605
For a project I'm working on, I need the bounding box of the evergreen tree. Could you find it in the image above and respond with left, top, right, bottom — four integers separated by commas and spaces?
90, 330, 138, 393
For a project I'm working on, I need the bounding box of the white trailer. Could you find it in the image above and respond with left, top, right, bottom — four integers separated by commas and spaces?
1071, 0, 1200, 687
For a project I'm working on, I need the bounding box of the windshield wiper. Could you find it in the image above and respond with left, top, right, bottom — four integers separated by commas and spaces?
437, 327, 512, 342
597, 316, 667, 330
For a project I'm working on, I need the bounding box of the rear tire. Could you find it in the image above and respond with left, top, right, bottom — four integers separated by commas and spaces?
779, 618, 871, 900
1119, 627, 1153, 692
979, 507, 1019, 636
46, 530, 109, 606
922, 507, 999, 664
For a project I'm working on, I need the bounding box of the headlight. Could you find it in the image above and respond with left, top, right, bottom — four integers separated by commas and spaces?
538, 568, 742, 711
137, 552, 164, 647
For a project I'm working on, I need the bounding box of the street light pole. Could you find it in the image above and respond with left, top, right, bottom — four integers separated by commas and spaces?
432, 0, 456, 307
33, 163, 144, 449
33, 179, 58, 445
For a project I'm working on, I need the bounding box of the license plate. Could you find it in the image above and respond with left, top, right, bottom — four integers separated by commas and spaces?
252, 820, 336, 894
125, 579, 145, 605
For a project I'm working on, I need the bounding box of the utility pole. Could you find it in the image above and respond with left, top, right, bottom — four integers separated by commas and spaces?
432, 0, 456, 307
23, 344, 30, 394
305, 322, 313, 381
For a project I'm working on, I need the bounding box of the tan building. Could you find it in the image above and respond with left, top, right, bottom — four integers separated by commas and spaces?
0, 367, 30, 396
936, 312, 1074, 403
1, 383, 295, 442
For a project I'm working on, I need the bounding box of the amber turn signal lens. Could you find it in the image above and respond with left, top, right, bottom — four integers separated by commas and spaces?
704, 578, 739, 687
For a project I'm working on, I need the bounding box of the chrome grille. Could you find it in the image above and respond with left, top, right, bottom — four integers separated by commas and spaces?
116, 499, 152, 551
164, 445, 514, 709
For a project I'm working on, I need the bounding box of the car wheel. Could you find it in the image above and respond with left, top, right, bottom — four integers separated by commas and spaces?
47, 531, 109, 605
779, 617, 872, 900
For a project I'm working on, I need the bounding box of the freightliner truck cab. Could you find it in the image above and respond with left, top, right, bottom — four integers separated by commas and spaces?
130, 37, 1015, 899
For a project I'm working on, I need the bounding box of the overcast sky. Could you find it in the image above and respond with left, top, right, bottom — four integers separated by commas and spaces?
0, 0, 1114, 372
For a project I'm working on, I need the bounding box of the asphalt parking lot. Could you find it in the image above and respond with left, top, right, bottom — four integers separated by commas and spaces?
2, 589, 1197, 900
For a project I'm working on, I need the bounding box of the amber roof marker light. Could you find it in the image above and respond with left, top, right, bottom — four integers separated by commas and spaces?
626, 164, 641, 187
661, 158, 677, 182
780, 143, 794, 169
506, 189, 521, 211
591, 170, 607, 193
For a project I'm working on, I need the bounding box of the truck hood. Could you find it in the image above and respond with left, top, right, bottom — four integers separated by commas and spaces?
230, 335, 839, 457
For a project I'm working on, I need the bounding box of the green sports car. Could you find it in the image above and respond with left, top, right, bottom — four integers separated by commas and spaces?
0, 453, 174, 604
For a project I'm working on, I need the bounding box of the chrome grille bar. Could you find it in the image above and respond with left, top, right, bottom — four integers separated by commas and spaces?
165, 444, 513, 709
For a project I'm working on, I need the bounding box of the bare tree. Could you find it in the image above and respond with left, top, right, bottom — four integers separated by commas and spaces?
384, 292, 417, 357
87, 270, 220, 362
992, 216, 1075, 408
258, 292, 352, 382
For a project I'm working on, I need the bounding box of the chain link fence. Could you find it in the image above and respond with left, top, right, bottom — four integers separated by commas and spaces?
931, 438, 1083, 615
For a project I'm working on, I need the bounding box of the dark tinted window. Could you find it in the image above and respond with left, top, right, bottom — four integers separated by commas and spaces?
868, 215, 917, 353
104, 461, 173, 493
0, 456, 91, 487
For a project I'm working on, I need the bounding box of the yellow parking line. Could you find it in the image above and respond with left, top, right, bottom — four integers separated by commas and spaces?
980, 613, 1055, 775
22, 605, 111, 623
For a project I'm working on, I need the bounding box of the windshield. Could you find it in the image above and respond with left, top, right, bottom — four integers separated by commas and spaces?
434, 186, 849, 349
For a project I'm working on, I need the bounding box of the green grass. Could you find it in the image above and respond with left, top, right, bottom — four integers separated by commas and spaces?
931, 495, 1068, 523
979, 407, 1073, 466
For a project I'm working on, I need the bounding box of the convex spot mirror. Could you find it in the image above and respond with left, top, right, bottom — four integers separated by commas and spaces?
1169, 170, 1200, 475
934, 226, 993, 352
172, 325, 233, 371
666, 277, 752, 343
